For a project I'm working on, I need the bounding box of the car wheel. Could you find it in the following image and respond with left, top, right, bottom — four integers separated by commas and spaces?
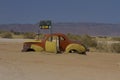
69, 49, 78, 53
27, 49, 35, 52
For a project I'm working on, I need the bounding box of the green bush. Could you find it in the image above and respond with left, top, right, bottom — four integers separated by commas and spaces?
96, 41, 108, 52
111, 43, 120, 53
96, 41, 120, 53
23, 32, 36, 39
80, 34, 97, 47
1, 32, 13, 38
112, 37, 120, 41
13, 32, 21, 35
67, 33, 80, 40
67, 33, 97, 48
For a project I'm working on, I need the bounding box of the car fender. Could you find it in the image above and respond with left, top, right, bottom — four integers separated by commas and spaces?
65, 43, 86, 53
31, 44, 43, 52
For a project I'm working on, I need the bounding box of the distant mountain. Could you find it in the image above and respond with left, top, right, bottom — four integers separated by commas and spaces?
0, 24, 39, 32
0, 23, 120, 36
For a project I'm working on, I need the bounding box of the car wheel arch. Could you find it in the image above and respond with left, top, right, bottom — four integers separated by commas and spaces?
65, 43, 86, 54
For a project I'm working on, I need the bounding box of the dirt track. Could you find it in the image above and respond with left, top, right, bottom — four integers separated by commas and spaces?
0, 39, 120, 80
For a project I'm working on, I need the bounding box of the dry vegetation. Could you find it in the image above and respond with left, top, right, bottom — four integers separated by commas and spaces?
0, 31, 120, 53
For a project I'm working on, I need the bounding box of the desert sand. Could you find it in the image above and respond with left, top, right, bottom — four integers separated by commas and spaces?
0, 39, 120, 80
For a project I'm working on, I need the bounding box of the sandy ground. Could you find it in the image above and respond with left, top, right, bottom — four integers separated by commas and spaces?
0, 39, 120, 80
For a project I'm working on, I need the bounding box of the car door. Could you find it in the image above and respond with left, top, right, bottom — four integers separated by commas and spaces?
45, 36, 59, 53
59, 36, 70, 51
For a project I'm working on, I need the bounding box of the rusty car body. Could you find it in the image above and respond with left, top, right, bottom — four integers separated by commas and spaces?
22, 33, 89, 54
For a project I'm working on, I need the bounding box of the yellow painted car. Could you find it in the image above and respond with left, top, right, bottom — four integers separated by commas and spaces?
22, 33, 89, 54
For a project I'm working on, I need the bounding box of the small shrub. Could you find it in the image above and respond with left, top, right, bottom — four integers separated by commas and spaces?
23, 32, 36, 39
96, 41, 108, 52
112, 37, 120, 41
96, 41, 120, 53
13, 32, 21, 35
1, 32, 13, 38
80, 34, 97, 48
67, 33, 97, 48
67, 33, 81, 40
111, 43, 120, 53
